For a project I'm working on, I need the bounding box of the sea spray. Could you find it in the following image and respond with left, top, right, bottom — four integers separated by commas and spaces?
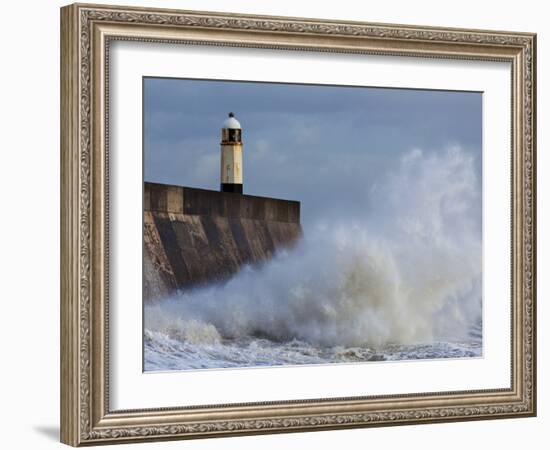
144, 146, 482, 366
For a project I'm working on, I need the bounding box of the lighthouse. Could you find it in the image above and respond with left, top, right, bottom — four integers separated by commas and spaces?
220, 112, 243, 194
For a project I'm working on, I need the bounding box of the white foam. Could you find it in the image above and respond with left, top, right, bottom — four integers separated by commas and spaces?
145, 146, 482, 356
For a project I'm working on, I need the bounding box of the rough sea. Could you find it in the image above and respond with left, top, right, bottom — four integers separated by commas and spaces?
144, 147, 483, 372
144, 325, 482, 371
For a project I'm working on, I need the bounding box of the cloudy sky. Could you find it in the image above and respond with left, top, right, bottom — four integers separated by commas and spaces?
144, 78, 482, 230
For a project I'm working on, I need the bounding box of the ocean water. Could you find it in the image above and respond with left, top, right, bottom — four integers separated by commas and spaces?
144, 147, 483, 372
144, 328, 482, 371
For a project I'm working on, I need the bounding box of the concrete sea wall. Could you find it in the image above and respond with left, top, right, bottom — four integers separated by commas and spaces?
143, 183, 302, 302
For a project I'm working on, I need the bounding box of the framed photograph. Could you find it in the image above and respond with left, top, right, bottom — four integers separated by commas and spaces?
60, 3, 537, 446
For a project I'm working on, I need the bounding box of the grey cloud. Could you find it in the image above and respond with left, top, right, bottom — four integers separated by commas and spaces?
144, 78, 482, 230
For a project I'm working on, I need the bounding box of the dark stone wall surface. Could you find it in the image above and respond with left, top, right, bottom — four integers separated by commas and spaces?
143, 183, 302, 303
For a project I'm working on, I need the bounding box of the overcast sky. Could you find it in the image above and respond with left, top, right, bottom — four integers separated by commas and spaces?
144, 78, 482, 230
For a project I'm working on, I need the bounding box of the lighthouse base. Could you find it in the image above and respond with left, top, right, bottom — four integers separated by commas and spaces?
221, 183, 243, 194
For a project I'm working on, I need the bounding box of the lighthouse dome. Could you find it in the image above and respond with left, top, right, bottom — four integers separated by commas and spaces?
222, 112, 241, 129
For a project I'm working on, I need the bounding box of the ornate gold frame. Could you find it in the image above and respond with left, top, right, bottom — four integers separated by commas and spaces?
60, 3, 537, 446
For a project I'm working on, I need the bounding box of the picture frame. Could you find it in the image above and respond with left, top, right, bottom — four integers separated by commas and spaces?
60, 2, 537, 446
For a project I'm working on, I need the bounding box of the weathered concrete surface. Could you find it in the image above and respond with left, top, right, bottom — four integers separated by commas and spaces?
144, 183, 301, 302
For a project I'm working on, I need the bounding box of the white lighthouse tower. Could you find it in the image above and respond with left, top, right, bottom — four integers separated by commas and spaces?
220, 112, 243, 194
